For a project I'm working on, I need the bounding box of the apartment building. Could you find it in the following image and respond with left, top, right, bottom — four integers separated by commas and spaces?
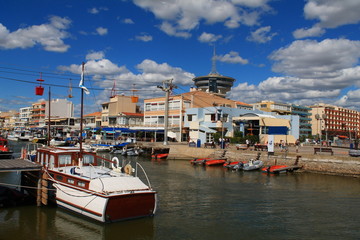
144, 89, 243, 142
310, 103, 360, 139
30, 99, 74, 128
101, 95, 141, 127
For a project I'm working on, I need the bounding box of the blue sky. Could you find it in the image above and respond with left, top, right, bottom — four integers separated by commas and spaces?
1, 0, 360, 115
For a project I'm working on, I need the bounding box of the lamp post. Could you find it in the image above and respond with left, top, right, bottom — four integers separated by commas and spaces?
315, 113, 327, 151
217, 109, 225, 149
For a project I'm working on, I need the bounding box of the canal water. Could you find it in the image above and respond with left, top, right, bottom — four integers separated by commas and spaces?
0, 142, 359, 240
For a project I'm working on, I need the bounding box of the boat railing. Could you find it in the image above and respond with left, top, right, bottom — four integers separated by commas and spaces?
135, 162, 152, 189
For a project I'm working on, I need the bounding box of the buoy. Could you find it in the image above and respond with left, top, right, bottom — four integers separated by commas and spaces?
124, 164, 132, 175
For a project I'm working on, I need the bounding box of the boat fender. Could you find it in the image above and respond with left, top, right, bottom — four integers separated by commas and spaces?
124, 164, 132, 175
111, 157, 120, 170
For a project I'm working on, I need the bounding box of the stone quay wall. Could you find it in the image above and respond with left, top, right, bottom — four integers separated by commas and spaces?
139, 142, 360, 178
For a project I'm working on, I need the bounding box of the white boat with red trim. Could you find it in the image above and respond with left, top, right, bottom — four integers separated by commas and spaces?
31, 146, 157, 223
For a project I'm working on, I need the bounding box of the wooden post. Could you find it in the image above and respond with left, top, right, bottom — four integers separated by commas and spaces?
41, 172, 48, 205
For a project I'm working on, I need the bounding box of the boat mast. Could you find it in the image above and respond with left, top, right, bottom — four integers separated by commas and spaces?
47, 87, 51, 146
79, 62, 85, 157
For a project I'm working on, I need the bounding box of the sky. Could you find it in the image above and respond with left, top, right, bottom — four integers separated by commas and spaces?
1, 0, 360, 116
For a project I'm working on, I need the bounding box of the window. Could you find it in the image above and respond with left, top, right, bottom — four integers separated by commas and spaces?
59, 155, 72, 165
188, 115, 193, 121
83, 155, 94, 164
55, 175, 63, 181
78, 181, 86, 187
158, 116, 164, 124
67, 178, 75, 184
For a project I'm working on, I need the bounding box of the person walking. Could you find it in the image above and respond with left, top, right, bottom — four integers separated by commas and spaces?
295, 139, 300, 153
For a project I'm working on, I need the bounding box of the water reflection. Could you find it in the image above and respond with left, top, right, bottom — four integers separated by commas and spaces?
1, 142, 360, 239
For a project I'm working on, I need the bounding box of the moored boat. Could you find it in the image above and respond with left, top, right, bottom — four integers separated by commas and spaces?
190, 158, 210, 165
25, 146, 157, 222
204, 159, 227, 166
242, 159, 264, 171
190, 158, 226, 166
223, 161, 245, 170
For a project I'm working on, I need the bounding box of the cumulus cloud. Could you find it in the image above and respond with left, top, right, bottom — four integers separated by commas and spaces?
217, 51, 249, 64
304, 0, 360, 28
85, 51, 105, 61
133, 0, 272, 37
292, 25, 325, 39
96, 27, 108, 35
269, 39, 360, 80
247, 26, 277, 43
57, 54, 195, 107
123, 18, 135, 24
198, 32, 222, 43
88, 7, 108, 14
293, 0, 360, 38
0, 16, 71, 52
229, 38, 360, 109
135, 34, 153, 42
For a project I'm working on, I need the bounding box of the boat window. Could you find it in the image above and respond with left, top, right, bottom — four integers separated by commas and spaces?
49, 155, 55, 168
45, 154, 49, 167
67, 178, 75, 184
59, 155, 72, 165
83, 154, 94, 164
40, 153, 44, 165
55, 175, 63, 181
77, 181, 86, 187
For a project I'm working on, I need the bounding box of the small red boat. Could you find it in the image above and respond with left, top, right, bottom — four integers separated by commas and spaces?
190, 158, 210, 165
204, 159, 226, 166
262, 165, 288, 174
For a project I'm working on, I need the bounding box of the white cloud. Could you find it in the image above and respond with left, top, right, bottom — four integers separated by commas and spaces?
96, 27, 108, 36
247, 26, 277, 43
0, 16, 71, 52
58, 56, 195, 104
86, 51, 105, 61
269, 39, 360, 80
123, 18, 134, 24
88, 7, 108, 14
198, 32, 222, 43
217, 51, 248, 64
229, 38, 360, 108
159, 22, 191, 39
135, 34, 153, 42
304, 0, 360, 28
133, 0, 272, 37
293, 25, 325, 39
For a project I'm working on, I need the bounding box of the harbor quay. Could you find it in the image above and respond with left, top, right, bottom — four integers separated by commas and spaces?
138, 141, 360, 178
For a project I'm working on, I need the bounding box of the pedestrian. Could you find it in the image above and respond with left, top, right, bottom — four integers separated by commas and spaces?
295, 139, 300, 153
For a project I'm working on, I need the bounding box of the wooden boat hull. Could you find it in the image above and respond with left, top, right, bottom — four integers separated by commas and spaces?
54, 183, 157, 223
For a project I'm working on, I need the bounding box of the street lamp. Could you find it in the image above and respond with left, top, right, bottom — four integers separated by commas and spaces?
217, 109, 225, 149
315, 113, 327, 151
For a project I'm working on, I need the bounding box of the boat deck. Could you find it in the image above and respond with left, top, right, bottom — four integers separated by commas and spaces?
0, 158, 42, 172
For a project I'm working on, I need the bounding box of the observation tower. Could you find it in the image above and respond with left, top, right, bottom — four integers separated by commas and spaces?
192, 49, 235, 97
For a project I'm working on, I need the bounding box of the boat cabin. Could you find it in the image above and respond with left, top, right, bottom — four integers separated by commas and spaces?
35, 146, 96, 169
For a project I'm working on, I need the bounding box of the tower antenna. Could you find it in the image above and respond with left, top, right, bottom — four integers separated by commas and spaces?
210, 46, 218, 75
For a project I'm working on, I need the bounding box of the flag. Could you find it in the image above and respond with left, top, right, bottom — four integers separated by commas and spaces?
79, 63, 90, 95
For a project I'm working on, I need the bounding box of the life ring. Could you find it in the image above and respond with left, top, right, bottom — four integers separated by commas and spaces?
111, 157, 120, 170
124, 164, 132, 175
